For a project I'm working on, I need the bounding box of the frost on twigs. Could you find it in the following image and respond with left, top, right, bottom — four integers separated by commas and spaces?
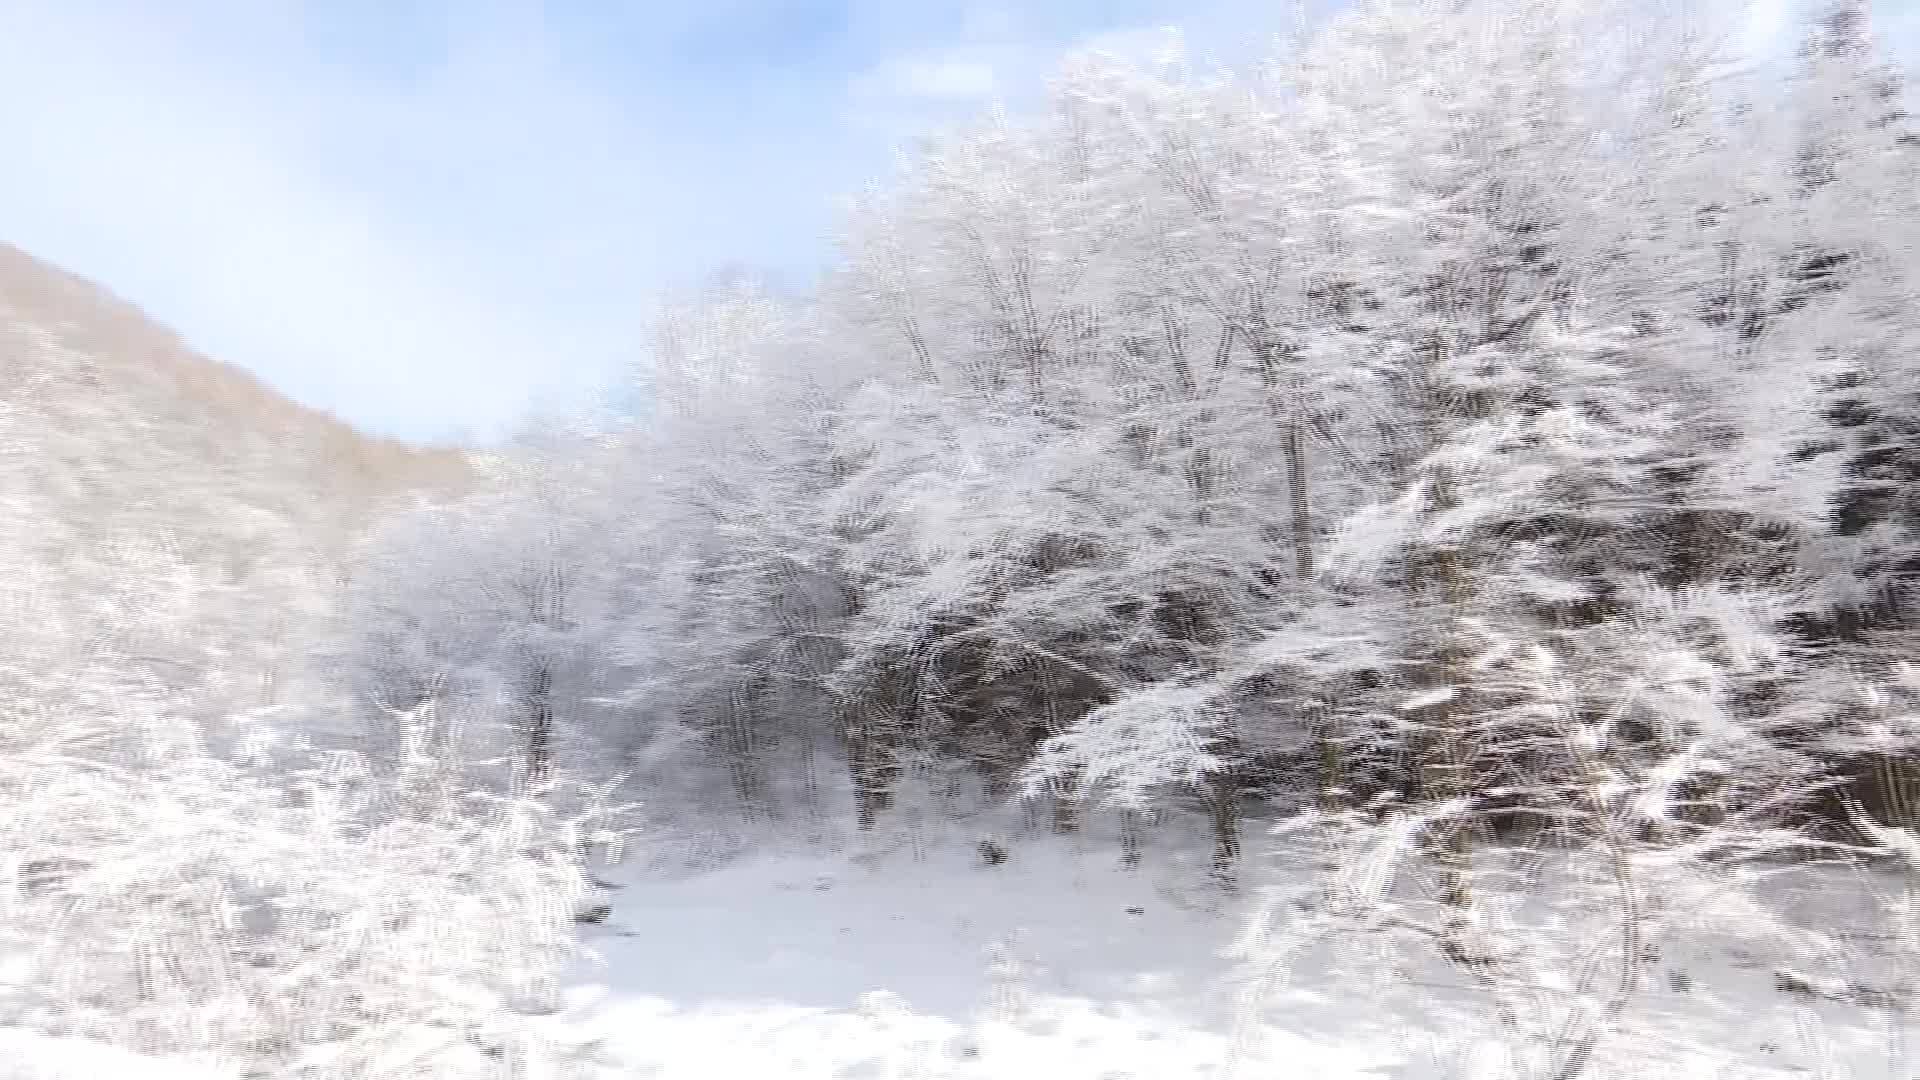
1230, 578, 1852, 1079
0, 695, 625, 1080
1022, 680, 1229, 810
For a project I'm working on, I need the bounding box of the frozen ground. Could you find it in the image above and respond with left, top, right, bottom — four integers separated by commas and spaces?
553, 815, 1916, 1080
3, 815, 1914, 1079
562, 818, 1384, 1080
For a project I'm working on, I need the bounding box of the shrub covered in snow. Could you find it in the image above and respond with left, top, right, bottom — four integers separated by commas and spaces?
0, 696, 627, 1080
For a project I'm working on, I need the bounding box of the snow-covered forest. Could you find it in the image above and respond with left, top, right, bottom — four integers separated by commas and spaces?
5, 0, 1920, 1076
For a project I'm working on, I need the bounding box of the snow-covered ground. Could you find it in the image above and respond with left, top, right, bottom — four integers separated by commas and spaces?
553, 817, 1916, 1080
562, 820, 1365, 1080
3, 816, 1913, 1079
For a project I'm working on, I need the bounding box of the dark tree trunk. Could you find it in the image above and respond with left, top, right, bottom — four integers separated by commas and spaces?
524, 663, 554, 792
844, 700, 895, 831
1207, 768, 1242, 888
1403, 333, 1480, 910
721, 680, 767, 819
1120, 807, 1143, 868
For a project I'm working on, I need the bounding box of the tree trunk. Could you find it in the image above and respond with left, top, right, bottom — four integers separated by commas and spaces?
1207, 769, 1242, 888
845, 703, 878, 831
1253, 339, 1316, 579
1404, 332, 1479, 910
1051, 780, 1081, 834
1051, 797, 1079, 834
1206, 693, 1246, 888
721, 680, 766, 819
843, 699, 895, 831
1261, 339, 1334, 818
1314, 701, 1345, 813
1120, 807, 1143, 868
1872, 752, 1919, 828
1282, 373, 1315, 580
523, 663, 554, 792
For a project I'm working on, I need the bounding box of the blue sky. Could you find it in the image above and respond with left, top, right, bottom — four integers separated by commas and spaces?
0, 0, 1910, 444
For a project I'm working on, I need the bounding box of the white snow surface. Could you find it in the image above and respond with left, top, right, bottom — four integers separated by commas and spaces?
4, 817, 1913, 1079
547, 817, 1912, 1080
562, 819, 1392, 1080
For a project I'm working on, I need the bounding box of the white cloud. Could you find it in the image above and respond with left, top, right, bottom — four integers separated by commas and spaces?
1069, 26, 1189, 68
862, 53, 1000, 101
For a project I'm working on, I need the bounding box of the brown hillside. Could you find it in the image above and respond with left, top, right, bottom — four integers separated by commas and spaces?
1, 242, 476, 715
0, 242, 469, 520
